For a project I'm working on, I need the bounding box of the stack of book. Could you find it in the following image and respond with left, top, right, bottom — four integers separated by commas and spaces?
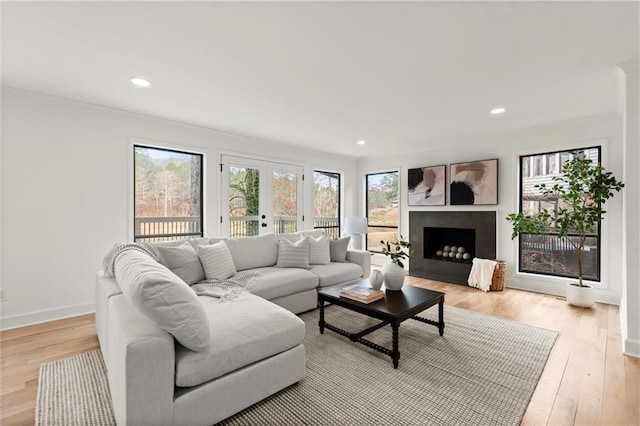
339, 283, 384, 304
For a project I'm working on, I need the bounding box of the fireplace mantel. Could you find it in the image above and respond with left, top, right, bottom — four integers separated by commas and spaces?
409, 211, 496, 285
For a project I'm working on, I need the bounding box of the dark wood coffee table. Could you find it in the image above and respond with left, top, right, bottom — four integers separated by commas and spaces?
317, 280, 445, 369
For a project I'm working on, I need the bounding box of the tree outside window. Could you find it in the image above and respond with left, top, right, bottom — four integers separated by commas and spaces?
134, 145, 203, 242
366, 171, 399, 252
313, 171, 340, 239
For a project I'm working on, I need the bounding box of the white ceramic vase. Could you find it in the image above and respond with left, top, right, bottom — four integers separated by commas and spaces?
369, 269, 384, 290
566, 283, 595, 308
382, 263, 405, 291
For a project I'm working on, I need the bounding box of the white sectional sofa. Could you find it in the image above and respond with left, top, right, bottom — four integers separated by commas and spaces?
95, 230, 370, 425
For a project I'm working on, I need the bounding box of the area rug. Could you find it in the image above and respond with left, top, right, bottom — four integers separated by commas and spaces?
36, 305, 558, 426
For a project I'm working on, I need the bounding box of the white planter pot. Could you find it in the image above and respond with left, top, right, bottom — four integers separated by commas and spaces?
566, 283, 595, 308
382, 263, 406, 291
369, 269, 384, 290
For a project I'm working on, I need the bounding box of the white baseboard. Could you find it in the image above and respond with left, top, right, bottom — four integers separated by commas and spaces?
623, 338, 640, 358
506, 282, 620, 306
0, 302, 96, 331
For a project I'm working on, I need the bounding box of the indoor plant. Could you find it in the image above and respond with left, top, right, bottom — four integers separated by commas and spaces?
506, 151, 624, 307
380, 235, 414, 290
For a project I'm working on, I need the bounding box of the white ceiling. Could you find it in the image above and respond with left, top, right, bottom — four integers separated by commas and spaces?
2, 1, 638, 158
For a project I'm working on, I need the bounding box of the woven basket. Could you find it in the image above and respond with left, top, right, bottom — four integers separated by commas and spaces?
490, 259, 507, 291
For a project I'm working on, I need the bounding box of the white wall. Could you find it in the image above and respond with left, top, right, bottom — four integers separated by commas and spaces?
620, 61, 640, 357
0, 88, 358, 329
357, 113, 625, 305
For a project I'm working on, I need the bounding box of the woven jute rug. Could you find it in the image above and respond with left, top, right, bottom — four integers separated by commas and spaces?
36, 305, 558, 426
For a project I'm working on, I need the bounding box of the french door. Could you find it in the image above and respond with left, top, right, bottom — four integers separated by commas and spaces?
220, 155, 303, 237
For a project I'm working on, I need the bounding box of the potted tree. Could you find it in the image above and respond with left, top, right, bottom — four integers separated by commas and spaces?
506, 151, 624, 307
380, 236, 414, 290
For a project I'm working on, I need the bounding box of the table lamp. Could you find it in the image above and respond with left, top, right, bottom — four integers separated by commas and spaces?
344, 217, 368, 250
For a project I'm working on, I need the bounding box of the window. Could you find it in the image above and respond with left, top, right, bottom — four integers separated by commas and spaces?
134, 145, 203, 242
366, 171, 399, 252
518, 146, 601, 281
313, 170, 340, 239
533, 155, 543, 176
545, 153, 558, 175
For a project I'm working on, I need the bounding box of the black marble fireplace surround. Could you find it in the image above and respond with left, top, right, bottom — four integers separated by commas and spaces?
409, 211, 496, 285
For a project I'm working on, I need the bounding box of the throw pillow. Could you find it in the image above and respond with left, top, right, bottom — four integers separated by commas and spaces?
157, 242, 205, 285
278, 233, 302, 243
275, 237, 310, 269
114, 250, 210, 353
197, 241, 237, 281
301, 229, 325, 239
330, 236, 351, 262
308, 235, 331, 265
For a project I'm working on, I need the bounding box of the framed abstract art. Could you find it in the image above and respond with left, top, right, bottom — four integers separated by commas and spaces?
449, 159, 498, 205
407, 165, 446, 206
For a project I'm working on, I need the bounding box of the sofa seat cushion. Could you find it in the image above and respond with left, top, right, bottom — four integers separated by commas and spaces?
175, 292, 305, 387
248, 267, 319, 300
310, 262, 364, 287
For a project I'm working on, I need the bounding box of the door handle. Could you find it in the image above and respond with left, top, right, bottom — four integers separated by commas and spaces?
261, 223, 267, 227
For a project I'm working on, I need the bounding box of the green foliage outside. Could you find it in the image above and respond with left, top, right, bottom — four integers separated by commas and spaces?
134, 147, 200, 218
367, 172, 398, 226
229, 167, 260, 216
313, 171, 339, 218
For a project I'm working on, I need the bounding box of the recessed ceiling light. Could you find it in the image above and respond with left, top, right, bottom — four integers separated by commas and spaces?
490, 107, 507, 115
356, 140, 366, 145
130, 77, 151, 87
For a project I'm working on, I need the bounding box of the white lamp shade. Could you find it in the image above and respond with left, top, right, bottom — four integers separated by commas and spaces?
344, 217, 368, 235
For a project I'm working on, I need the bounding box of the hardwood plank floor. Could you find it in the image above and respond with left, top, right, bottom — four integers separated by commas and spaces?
1, 278, 638, 425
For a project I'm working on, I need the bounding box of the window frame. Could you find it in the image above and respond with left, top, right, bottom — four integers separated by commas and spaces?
517, 145, 602, 281
365, 170, 399, 253
312, 170, 341, 239
133, 144, 204, 242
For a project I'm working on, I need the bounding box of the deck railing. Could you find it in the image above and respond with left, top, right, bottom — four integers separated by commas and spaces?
135, 216, 340, 241
134, 216, 201, 242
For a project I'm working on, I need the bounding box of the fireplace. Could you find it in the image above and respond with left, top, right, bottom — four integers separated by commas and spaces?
409, 211, 496, 285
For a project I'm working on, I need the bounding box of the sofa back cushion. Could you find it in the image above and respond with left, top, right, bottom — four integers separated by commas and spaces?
223, 233, 279, 271
114, 250, 210, 352
156, 242, 205, 285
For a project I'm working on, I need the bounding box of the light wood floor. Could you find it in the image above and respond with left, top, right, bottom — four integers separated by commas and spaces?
1, 278, 638, 426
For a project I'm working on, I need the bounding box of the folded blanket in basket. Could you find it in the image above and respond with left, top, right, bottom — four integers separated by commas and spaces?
468, 258, 497, 292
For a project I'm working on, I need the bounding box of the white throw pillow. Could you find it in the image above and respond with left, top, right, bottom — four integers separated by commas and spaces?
308, 235, 331, 265
114, 250, 210, 353
301, 229, 326, 239
275, 237, 310, 269
198, 241, 237, 281
156, 242, 205, 285
330, 236, 351, 262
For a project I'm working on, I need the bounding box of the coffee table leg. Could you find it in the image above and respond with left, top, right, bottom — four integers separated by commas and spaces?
392, 321, 400, 369
319, 299, 325, 334
438, 298, 445, 336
